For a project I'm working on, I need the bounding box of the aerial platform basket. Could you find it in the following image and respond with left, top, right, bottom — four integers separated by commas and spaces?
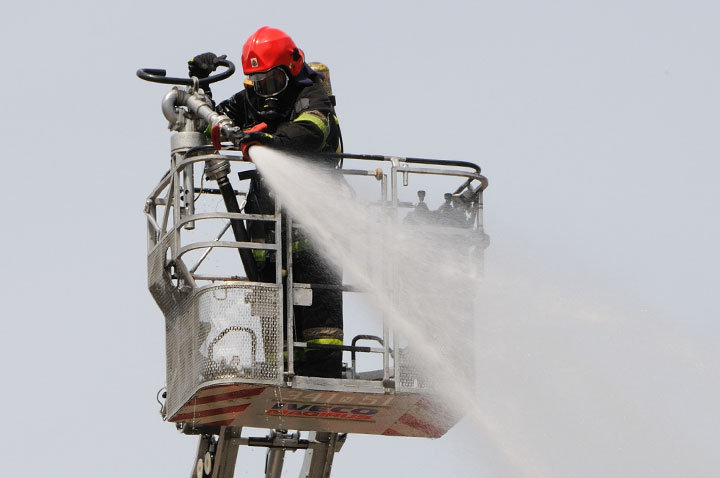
159, 281, 457, 438
146, 149, 488, 439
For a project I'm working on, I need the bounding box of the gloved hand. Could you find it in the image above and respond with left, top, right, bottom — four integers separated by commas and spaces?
188, 52, 227, 79
238, 131, 275, 145
236, 131, 276, 160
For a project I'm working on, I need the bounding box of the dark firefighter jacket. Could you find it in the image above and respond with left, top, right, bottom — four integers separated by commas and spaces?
215, 78, 344, 375
216, 82, 341, 155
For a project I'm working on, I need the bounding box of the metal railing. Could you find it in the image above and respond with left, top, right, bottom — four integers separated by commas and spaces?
146, 147, 488, 394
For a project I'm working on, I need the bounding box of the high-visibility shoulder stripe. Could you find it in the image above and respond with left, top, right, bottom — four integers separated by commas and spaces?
332, 114, 342, 152
294, 111, 329, 142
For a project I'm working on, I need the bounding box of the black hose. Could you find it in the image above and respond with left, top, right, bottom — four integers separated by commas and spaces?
216, 175, 259, 282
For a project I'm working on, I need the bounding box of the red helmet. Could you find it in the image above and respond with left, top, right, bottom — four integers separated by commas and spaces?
242, 26, 304, 77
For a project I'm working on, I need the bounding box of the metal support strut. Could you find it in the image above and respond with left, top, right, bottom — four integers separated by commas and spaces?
189, 428, 345, 478
299, 432, 343, 478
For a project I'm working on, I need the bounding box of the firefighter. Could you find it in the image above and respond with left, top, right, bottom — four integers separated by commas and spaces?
188, 26, 343, 378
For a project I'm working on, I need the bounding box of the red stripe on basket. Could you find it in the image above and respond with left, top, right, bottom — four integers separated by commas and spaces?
174, 404, 250, 421
204, 417, 237, 426
189, 387, 266, 406
398, 413, 443, 438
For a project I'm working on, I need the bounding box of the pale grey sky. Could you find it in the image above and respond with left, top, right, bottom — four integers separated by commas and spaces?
1, 0, 719, 476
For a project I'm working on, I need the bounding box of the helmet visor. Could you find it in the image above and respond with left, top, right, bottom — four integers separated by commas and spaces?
248, 67, 289, 97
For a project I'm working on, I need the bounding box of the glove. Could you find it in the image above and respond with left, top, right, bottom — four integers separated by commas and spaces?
236, 131, 276, 160
239, 131, 275, 145
188, 52, 227, 79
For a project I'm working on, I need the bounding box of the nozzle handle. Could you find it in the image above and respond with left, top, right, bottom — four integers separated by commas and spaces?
136, 59, 235, 86
141, 68, 167, 77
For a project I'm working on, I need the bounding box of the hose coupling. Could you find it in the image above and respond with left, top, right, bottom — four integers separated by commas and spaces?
204, 158, 231, 181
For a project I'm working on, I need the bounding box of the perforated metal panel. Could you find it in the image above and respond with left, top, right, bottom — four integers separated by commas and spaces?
396, 348, 429, 391
164, 284, 283, 417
